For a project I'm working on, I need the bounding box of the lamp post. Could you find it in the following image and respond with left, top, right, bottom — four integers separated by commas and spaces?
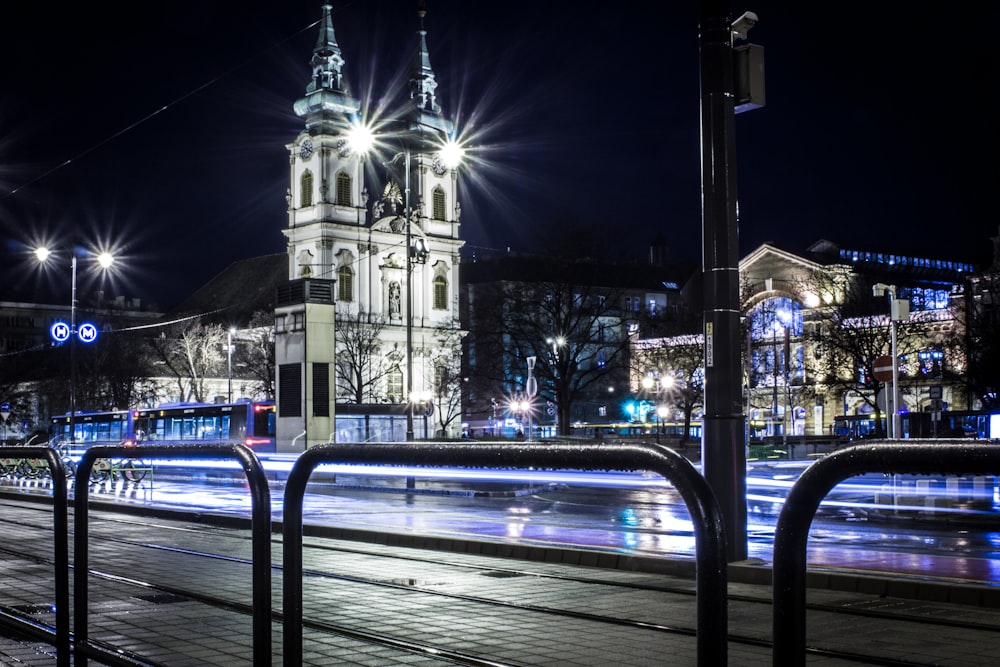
227, 327, 236, 403
346, 119, 463, 442
34, 245, 114, 443
656, 405, 669, 444
873, 283, 908, 438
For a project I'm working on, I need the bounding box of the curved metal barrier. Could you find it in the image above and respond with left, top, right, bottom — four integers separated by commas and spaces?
73, 444, 272, 666
282, 441, 728, 667
0, 446, 70, 667
772, 442, 1000, 666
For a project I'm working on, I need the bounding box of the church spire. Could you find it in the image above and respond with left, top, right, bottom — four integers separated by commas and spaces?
306, 2, 346, 95
410, 2, 441, 115
294, 3, 359, 132
408, 2, 452, 135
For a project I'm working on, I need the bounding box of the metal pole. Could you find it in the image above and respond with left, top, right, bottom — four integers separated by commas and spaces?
227, 328, 233, 403
890, 300, 899, 439
700, 0, 748, 562
405, 145, 415, 442
70, 253, 78, 444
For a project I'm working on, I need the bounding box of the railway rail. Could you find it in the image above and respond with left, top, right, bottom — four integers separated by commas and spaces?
1, 495, 1000, 665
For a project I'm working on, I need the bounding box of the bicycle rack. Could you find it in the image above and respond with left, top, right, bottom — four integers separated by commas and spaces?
0, 446, 70, 667
282, 441, 728, 667
772, 442, 1000, 666
73, 444, 272, 667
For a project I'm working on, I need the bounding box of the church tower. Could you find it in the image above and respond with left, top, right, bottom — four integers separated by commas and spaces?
278, 2, 466, 446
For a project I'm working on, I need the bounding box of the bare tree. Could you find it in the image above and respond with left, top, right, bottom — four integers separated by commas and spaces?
484, 278, 630, 435
962, 272, 1000, 409
84, 329, 159, 409
239, 310, 276, 399
334, 309, 392, 404
148, 321, 227, 402
633, 335, 704, 446
804, 275, 921, 436
430, 328, 465, 436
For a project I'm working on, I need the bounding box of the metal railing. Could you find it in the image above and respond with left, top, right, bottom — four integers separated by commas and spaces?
772, 442, 1000, 666
72, 444, 272, 666
0, 446, 70, 667
281, 441, 728, 667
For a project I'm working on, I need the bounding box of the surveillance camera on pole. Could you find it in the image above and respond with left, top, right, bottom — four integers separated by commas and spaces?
732, 11, 765, 114
731, 11, 758, 40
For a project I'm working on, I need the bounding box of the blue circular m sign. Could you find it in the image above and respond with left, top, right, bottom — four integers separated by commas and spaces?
77, 322, 99, 344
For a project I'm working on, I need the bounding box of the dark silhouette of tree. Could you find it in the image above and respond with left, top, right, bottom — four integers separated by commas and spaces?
237, 310, 276, 400
430, 328, 465, 436
474, 274, 630, 436
632, 334, 704, 446
334, 309, 393, 404
962, 272, 1000, 408
803, 275, 923, 437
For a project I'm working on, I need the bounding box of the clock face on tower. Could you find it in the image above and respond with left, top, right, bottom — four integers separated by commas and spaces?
431, 155, 447, 175
300, 139, 313, 159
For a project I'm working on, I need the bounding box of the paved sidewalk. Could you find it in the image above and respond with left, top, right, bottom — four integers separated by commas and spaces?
2, 494, 1000, 666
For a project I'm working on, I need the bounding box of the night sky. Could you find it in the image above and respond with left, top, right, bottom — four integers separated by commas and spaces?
2, 1, 997, 310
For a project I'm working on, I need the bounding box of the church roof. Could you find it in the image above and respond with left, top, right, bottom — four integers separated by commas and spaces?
167, 254, 287, 325
461, 254, 693, 293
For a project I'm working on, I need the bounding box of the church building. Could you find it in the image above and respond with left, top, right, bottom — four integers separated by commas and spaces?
275, 3, 466, 449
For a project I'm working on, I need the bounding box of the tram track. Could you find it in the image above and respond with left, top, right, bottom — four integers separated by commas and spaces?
1, 494, 999, 665
4, 493, 1000, 637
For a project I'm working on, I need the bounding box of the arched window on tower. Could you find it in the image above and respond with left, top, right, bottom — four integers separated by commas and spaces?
337, 265, 354, 302
433, 274, 448, 310
301, 170, 313, 207
432, 186, 446, 220
336, 172, 351, 206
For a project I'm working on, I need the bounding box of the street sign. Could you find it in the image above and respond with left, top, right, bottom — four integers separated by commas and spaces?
0, 402, 9, 422
50, 320, 71, 344
872, 355, 894, 382
77, 322, 99, 343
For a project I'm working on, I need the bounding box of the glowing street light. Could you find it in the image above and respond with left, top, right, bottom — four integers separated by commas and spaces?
34, 245, 116, 443
346, 117, 465, 441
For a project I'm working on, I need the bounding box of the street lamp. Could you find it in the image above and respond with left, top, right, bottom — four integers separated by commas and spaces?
347, 118, 464, 441
34, 245, 114, 443
873, 283, 909, 438
227, 327, 236, 403
656, 405, 669, 444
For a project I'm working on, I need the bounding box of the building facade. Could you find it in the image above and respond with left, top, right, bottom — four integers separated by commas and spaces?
277, 3, 466, 445
633, 239, 979, 440
461, 253, 690, 437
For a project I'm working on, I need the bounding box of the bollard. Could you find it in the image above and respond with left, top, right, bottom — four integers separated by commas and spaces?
0, 446, 70, 666
73, 444, 271, 666
283, 441, 727, 667
772, 442, 1000, 666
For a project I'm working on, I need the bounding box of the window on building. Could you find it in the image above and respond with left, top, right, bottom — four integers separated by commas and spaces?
337, 265, 354, 302
432, 186, 446, 220
278, 364, 302, 417
336, 172, 351, 206
313, 363, 330, 417
387, 367, 403, 403
301, 170, 313, 207
433, 275, 448, 309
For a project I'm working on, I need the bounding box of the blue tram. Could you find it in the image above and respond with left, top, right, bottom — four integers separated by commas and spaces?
50, 400, 277, 452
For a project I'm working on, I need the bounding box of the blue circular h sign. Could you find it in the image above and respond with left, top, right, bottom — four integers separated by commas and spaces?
50, 321, 71, 344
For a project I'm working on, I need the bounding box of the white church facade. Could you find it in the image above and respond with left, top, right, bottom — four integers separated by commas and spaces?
275, 3, 466, 449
